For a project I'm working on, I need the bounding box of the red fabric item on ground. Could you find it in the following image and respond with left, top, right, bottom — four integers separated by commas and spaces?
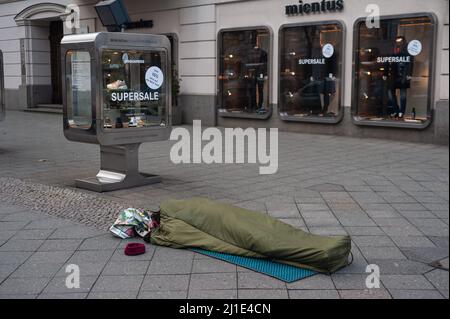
124, 243, 146, 256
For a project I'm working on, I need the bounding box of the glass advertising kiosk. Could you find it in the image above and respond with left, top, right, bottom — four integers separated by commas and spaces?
61, 32, 171, 192
0, 50, 5, 122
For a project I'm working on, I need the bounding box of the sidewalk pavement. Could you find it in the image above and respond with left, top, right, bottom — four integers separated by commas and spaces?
0, 111, 448, 299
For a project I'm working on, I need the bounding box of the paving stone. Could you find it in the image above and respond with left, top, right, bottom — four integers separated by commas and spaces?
389, 289, 444, 299
389, 236, 436, 248
0, 263, 21, 281
91, 275, 144, 292
0, 221, 29, 231
102, 261, 149, 276
10, 262, 63, 278
309, 227, 348, 236
0, 251, 33, 264
382, 275, 435, 290
239, 289, 288, 299
12, 229, 54, 240
192, 259, 236, 274
55, 262, 106, 277
1, 211, 43, 222
152, 246, 194, 260
0, 294, 37, 299
27, 251, 73, 264
370, 259, 433, 275
0, 239, 44, 252
50, 226, 104, 239
353, 236, 395, 247
141, 274, 189, 291
278, 218, 305, 228
87, 291, 137, 299
68, 250, 115, 264
38, 293, 88, 299
138, 290, 187, 299
78, 236, 120, 250
425, 269, 449, 291
189, 289, 237, 299
190, 273, 237, 290
338, 216, 376, 227
399, 210, 437, 219
381, 225, 423, 237
332, 274, 374, 290
286, 274, 334, 290
430, 237, 449, 248
401, 247, 449, 264
24, 217, 76, 229
345, 227, 385, 236
0, 205, 27, 214
147, 258, 192, 275
360, 246, 406, 261
43, 275, 98, 294
338, 289, 391, 299
0, 277, 50, 295
38, 239, 82, 251
288, 290, 340, 299
238, 272, 285, 289
373, 218, 414, 227
0, 231, 17, 240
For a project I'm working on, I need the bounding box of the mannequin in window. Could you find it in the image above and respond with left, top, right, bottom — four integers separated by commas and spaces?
244, 32, 268, 113
321, 73, 336, 116
383, 36, 413, 119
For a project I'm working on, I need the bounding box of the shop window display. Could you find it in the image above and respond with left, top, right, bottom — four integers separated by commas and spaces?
218, 28, 270, 117
353, 15, 435, 126
102, 49, 167, 129
279, 22, 343, 121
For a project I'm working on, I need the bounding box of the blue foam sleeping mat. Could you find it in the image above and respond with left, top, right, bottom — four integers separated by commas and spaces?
190, 248, 317, 283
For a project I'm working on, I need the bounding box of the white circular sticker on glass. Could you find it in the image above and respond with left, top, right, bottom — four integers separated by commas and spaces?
322, 43, 334, 58
407, 40, 422, 56
145, 66, 164, 90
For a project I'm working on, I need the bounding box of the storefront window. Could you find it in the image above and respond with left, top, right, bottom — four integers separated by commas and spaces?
279, 22, 343, 122
218, 28, 270, 117
66, 51, 92, 129
101, 49, 167, 129
353, 15, 435, 127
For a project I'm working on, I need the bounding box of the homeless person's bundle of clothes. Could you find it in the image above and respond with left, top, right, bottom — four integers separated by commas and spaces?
110, 197, 352, 274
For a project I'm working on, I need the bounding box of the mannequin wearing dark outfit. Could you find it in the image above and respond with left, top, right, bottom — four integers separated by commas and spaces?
245, 46, 267, 113
383, 37, 413, 118
322, 75, 336, 115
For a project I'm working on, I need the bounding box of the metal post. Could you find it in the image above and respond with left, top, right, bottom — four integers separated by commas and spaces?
75, 143, 161, 192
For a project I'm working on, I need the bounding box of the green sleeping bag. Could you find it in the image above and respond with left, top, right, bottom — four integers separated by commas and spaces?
150, 197, 351, 273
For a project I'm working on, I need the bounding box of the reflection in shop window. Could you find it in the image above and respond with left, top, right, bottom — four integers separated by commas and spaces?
218, 28, 270, 116
279, 23, 343, 120
66, 51, 92, 129
354, 15, 435, 125
102, 49, 167, 129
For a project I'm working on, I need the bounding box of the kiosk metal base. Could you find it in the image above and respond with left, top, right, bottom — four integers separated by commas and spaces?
75, 143, 161, 193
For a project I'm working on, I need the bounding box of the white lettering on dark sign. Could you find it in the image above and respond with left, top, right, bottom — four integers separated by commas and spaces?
376, 56, 411, 63
299, 58, 326, 65
111, 91, 159, 102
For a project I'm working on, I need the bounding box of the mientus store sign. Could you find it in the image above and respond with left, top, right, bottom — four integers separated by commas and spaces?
285, 0, 344, 15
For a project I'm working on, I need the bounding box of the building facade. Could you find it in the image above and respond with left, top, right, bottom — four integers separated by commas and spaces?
0, 0, 448, 144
